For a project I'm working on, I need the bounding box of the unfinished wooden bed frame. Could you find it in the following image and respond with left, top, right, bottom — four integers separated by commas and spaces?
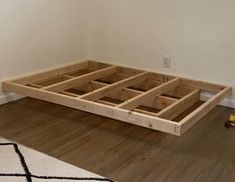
2, 60, 231, 136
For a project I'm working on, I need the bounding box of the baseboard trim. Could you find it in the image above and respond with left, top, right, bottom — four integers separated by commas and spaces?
0, 93, 25, 105
1, 92, 235, 109
201, 92, 235, 109
220, 98, 235, 108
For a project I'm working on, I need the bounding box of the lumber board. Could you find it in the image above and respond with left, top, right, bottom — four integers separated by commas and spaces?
133, 108, 159, 117
157, 89, 200, 120
89, 81, 177, 110
80, 72, 149, 101
44, 66, 117, 92
117, 78, 180, 110
2, 81, 180, 135
179, 87, 232, 134
2, 60, 231, 136
180, 79, 226, 93
13, 61, 89, 85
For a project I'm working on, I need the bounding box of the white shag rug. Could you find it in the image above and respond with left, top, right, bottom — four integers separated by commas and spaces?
0, 137, 113, 182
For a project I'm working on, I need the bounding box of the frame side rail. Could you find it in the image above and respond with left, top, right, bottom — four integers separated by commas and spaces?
12, 61, 89, 85
178, 86, 232, 135
2, 81, 181, 136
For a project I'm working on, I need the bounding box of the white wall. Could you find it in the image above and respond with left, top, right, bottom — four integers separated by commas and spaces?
1, 0, 234, 106
0, 0, 88, 98
88, 0, 235, 102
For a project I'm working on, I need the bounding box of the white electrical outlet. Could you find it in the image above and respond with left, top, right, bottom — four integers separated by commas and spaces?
162, 56, 171, 68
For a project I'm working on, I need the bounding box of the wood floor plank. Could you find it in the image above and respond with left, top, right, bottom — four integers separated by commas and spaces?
1, 98, 235, 182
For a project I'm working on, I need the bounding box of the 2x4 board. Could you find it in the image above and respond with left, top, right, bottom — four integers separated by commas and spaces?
2, 60, 231, 136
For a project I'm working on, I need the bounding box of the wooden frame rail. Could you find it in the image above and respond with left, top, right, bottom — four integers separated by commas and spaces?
2, 60, 231, 136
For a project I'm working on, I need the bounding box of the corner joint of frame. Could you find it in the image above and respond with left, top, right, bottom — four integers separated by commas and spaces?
174, 124, 182, 136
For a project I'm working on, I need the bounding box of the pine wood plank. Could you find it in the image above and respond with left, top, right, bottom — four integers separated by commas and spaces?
179, 87, 232, 134
80, 72, 149, 101
157, 89, 200, 120
44, 66, 117, 92
117, 78, 180, 110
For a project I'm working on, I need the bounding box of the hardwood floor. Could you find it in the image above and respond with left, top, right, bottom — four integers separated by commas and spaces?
1, 98, 235, 182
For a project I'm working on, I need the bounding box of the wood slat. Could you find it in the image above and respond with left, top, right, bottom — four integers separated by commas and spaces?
12, 61, 89, 85
178, 87, 232, 135
91, 81, 142, 98
117, 78, 180, 110
91, 81, 178, 110
157, 89, 200, 120
133, 108, 159, 117
43, 66, 117, 92
27, 83, 43, 89
63, 75, 75, 79
79, 72, 149, 101
180, 79, 227, 93
156, 96, 178, 110
60, 91, 80, 97
97, 100, 117, 106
